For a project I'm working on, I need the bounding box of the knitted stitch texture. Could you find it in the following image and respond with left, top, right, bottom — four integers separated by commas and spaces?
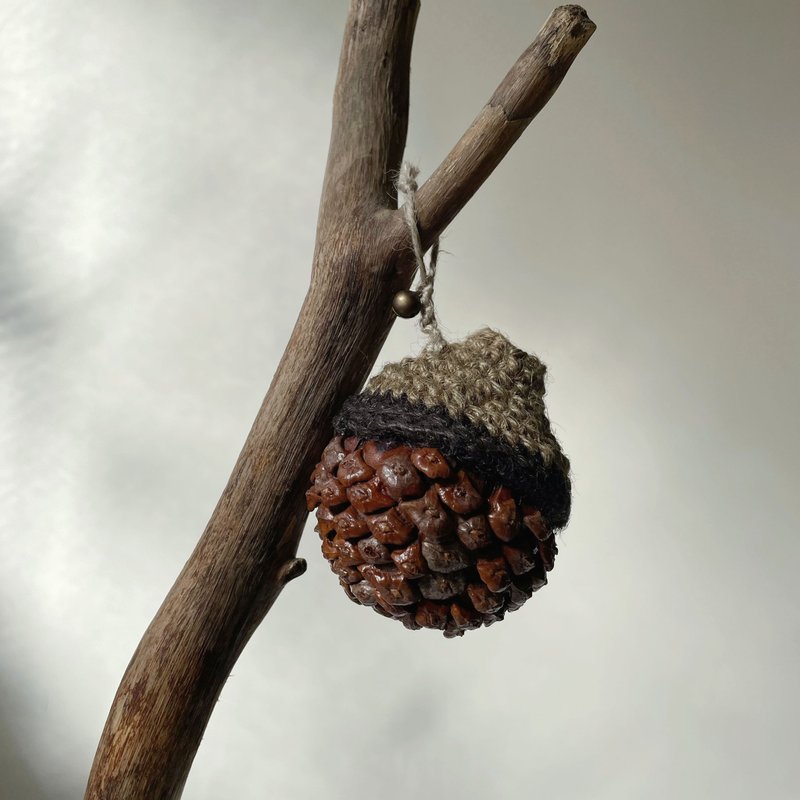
334, 328, 572, 529
368, 328, 567, 469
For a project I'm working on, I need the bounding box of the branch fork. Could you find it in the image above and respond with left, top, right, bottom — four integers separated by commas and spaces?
85, 4, 594, 797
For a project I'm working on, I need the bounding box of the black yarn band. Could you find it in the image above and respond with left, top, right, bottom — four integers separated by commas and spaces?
333, 391, 571, 529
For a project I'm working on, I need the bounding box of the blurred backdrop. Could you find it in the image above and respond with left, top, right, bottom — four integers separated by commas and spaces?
1, 1, 798, 797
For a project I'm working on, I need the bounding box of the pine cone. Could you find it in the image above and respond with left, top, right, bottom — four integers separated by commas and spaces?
308, 328, 571, 637
307, 436, 559, 637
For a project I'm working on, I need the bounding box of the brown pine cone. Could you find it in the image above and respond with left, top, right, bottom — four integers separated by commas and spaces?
306, 435, 556, 638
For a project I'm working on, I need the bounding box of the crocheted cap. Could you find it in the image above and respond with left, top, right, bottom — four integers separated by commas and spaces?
334, 328, 571, 529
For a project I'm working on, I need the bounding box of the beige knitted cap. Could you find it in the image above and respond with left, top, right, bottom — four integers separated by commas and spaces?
367, 327, 566, 470
334, 327, 572, 529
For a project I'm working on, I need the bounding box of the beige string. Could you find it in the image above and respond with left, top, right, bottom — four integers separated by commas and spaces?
397, 162, 447, 350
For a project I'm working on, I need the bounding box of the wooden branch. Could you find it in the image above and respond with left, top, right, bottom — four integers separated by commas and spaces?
85, 4, 594, 798
413, 4, 596, 247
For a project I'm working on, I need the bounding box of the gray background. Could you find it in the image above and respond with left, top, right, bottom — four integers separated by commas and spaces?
1, 1, 798, 798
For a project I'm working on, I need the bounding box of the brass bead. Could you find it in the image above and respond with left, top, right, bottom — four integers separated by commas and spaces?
392, 290, 421, 319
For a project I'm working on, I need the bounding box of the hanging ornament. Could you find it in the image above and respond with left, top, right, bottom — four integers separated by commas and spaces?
306, 163, 571, 637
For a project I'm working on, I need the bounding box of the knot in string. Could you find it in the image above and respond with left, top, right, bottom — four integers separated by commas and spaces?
397, 162, 447, 350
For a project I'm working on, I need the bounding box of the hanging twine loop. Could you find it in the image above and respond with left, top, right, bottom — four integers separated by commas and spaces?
397, 162, 447, 350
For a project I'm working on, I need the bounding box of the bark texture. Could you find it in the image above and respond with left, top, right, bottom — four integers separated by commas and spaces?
85, 3, 594, 798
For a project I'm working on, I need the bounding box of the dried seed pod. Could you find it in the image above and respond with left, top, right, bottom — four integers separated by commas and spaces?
537, 536, 557, 572
456, 514, 493, 551
420, 538, 470, 573
315, 505, 336, 537
346, 477, 394, 514
310, 434, 564, 636
399, 488, 453, 542
320, 537, 338, 563
357, 536, 392, 565
410, 447, 452, 479
310, 462, 326, 485
400, 613, 422, 631
367, 508, 415, 546
330, 534, 363, 568
506, 583, 531, 612
331, 561, 362, 584
318, 477, 348, 510
476, 554, 512, 594
390, 540, 429, 578
362, 441, 408, 469
313, 329, 572, 634
522, 506, 549, 540
528, 566, 548, 593
375, 594, 407, 617
372, 602, 394, 618
305, 487, 322, 512
314, 339, 572, 628
361, 565, 420, 606
418, 571, 467, 601
450, 602, 482, 631
438, 470, 484, 515
350, 580, 378, 606
333, 507, 370, 540
321, 436, 347, 474
415, 600, 449, 629
466, 583, 506, 614
340, 580, 360, 604
343, 436, 360, 453
501, 543, 537, 576
337, 450, 374, 487
487, 487, 520, 542
378, 452, 425, 500
515, 564, 548, 594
